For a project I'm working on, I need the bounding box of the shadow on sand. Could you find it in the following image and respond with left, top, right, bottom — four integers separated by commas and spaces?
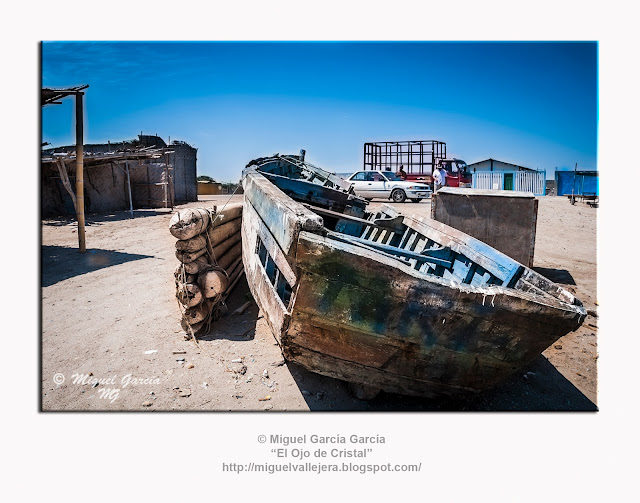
194, 280, 596, 411
43, 208, 173, 227
291, 354, 597, 412
533, 267, 577, 286
42, 245, 155, 287
196, 277, 259, 343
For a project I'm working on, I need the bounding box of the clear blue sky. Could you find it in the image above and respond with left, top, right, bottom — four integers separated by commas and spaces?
42, 42, 597, 182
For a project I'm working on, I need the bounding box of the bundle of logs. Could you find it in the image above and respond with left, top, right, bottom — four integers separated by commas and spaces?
169, 203, 244, 337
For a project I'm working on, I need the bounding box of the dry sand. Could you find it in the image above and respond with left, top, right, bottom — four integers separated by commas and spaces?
41, 194, 597, 411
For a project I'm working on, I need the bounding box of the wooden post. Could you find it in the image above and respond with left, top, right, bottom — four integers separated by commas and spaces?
146, 163, 151, 206
75, 92, 86, 253
125, 158, 133, 218
164, 152, 169, 208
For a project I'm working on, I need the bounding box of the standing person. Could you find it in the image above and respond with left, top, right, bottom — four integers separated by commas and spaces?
433, 166, 444, 191
439, 166, 448, 189
396, 165, 407, 180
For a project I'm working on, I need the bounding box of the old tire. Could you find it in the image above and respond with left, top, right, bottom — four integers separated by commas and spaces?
410, 198, 423, 203
391, 189, 406, 203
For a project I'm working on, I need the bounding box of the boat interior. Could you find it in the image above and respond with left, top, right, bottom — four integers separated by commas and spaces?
246, 155, 582, 308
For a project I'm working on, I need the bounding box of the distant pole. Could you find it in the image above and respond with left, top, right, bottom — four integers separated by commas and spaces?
125, 155, 134, 218
164, 151, 169, 208
571, 162, 577, 205
75, 92, 86, 252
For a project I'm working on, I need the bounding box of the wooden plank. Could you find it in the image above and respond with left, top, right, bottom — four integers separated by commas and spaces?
243, 196, 297, 287
146, 164, 150, 207
327, 231, 453, 268
227, 254, 244, 277
210, 232, 242, 262
463, 263, 478, 284
241, 218, 289, 343
217, 242, 242, 271
75, 92, 86, 253
55, 158, 77, 213
224, 255, 243, 278
403, 230, 418, 251
302, 203, 371, 227
443, 258, 472, 284
206, 217, 242, 245
262, 172, 355, 212
286, 314, 514, 393
398, 227, 412, 249
407, 214, 522, 284
360, 225, 374, 240
285, 344, 475, 398
296, 231, 584, 317
212, 203, 243, 228
516, 267, 578, 306
243, 172, 323, 257
125, 160, 133, 218
303, 203, 405, 234
225, 267, 245, 297
378, 203, 401, 218
375, 229, 389, 244
164, 154, 168, 208
529, 198, 538, 268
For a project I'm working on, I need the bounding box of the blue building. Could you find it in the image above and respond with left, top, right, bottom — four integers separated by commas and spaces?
555, 170, 599, 197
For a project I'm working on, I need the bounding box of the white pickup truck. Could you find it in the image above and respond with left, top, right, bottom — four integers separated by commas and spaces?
346, 170, 432, 203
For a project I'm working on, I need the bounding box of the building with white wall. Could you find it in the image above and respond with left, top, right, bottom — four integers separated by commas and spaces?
467, 159, 546, 195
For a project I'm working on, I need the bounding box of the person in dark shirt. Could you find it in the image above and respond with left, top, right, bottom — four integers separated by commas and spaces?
396, 165, 407, 180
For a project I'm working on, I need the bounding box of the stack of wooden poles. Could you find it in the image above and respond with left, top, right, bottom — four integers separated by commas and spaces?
169, 203, 244, 336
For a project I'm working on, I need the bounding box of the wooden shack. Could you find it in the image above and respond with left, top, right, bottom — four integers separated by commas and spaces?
431, 187, 538, 268
197, 180, 223, 195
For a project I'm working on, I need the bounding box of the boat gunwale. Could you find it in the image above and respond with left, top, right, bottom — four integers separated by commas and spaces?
243, 170, 585, 318
297, 230, 586, 318
246, 154, 357, 194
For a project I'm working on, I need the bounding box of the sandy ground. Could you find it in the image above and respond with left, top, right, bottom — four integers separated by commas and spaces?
41, 194, 597, 411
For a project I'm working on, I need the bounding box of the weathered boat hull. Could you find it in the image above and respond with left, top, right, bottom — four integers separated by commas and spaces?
242, 169, 585, 398
289, 231, 581, 397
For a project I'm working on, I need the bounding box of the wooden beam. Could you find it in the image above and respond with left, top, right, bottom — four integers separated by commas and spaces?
164, 153, 169, 208
55, 158, 77, 213
327, 231, 453, 268
75, 92, 86, 253
125, 158, 133, 218
243, 172, 323, 257
301, 202, 371, 227
302, 202, 405, 236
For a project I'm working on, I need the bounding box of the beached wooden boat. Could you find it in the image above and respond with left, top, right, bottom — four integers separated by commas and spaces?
241, 153, 586, 398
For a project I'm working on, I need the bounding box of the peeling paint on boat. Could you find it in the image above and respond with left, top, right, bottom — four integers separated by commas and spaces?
240, 154, 586, 398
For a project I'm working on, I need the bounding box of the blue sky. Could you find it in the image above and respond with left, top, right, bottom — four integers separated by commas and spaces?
42, 42, 597, 182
